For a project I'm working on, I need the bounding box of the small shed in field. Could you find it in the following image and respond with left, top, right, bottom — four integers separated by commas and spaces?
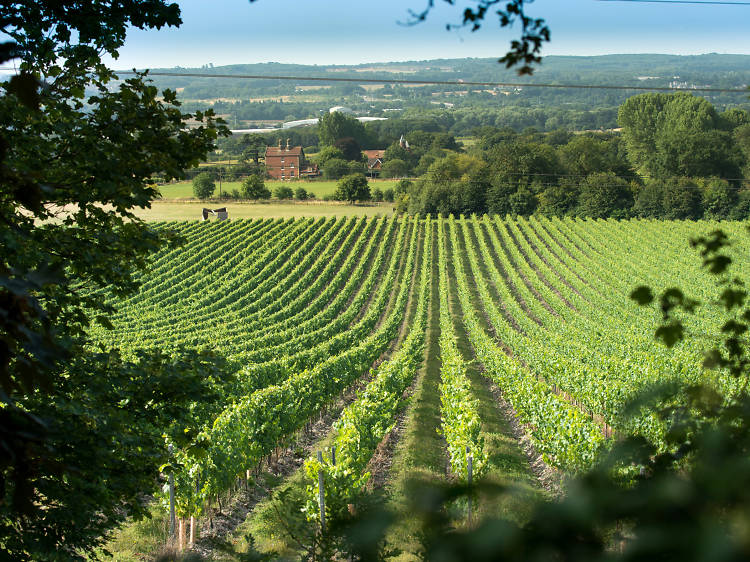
202, 207, 228, 221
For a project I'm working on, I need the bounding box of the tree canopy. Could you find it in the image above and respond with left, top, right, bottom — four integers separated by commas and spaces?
0, 1, 226, 557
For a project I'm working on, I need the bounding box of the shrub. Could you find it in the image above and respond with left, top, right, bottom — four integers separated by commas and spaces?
371, 187, 383, 202
295, 187, 309, 200
192, 172, 215, 199
241, 175, 271, 199
273, 185, 294, 200
383, 188, 395, 202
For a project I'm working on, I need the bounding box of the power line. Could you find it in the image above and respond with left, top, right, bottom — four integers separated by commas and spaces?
598, 0, 750, 4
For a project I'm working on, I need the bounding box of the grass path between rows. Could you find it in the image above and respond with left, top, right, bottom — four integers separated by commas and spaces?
383, 220, 445, 561
445, 221, 548, 522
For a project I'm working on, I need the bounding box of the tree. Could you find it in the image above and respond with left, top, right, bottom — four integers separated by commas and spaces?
318, 111, 367, 147
0, 1, 225, 557
333, 136, 363, 161
538, 180, 580, 217
632, 181, 665, 218
381, 158, 410, 178
322, 157, 350, 180
335, 174, 371, 203
193, 171, 216, 199
701, 178, 736, 220
239, 133, 266, 164
241, 174, 270, 199
315, 145, 345, 167
577, 172, 633, 218
295, 186, 310, 200
660, 177, 703, 220
619, 93, 743, 179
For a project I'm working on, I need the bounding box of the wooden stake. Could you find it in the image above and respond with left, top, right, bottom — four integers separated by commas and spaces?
317, 451, 326, 534
178, 518, 185, 552
190, 516, 197, 544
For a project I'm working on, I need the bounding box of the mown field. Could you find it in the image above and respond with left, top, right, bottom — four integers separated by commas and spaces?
93, 216, 749, 559
131, 200, 393, 221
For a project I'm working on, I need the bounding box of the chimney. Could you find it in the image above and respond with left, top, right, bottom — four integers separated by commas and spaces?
286, 138, 291, 150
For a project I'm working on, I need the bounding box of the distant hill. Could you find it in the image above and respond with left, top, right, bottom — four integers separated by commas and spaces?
123, 55, 749, 133
127, 54, 750, 101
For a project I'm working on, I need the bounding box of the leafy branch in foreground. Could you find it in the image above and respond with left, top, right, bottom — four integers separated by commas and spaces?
403, 0, 550, 74
1, 2, 227, 558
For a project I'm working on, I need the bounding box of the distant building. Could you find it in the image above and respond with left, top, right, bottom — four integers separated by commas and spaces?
329, 106, 354, 114
264, 139, 319, 180
363, 149, 385, 177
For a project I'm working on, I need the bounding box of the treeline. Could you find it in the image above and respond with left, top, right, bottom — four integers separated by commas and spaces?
404, 93, 750, 220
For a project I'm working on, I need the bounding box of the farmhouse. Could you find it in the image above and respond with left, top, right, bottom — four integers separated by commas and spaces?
363, 149, 385, 177
264, 139, 319, 180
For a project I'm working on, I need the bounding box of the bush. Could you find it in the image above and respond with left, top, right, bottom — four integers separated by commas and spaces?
295, 187, 309, 200
273, 185, 294, 200
371, 187, 383, 202
322, 193, 337, 202
335, 174, 370, 203
241, 175, 271, 199
383, 188, 395, 202
192, 172, 215, 199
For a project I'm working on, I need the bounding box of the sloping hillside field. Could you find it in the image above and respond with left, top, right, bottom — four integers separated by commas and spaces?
91, 216, 749, 547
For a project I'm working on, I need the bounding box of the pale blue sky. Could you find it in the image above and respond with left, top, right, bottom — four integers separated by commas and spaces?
103, 0, 750, 69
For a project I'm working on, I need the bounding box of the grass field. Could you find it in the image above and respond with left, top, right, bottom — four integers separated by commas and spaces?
132, 200, 393, 221
156, 179, 400, 200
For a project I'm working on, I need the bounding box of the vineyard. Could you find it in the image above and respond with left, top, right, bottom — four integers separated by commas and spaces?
91, 215, 750, 556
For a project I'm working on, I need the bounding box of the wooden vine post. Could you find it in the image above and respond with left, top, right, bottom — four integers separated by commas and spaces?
168, 444, 176, 543
317, 451, 326, 534
467, 445, 473, 527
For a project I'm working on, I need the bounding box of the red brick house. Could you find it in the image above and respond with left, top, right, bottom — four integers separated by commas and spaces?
264, 139, 318, 180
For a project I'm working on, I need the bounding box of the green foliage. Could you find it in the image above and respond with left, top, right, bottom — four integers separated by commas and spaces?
304, 218, 429, 525
0, 1, 225, 558
333, 136, 363, 161
619, 93, 745, 179
381, 158, 409, 178
318, 111, 367, 147
273, 185, 294, 199
335, 174, 371, 203
576, 172, 633, 219
192, 171, 216, 199
436, 218, 488, 481
241, 174, 270, 199
322, 157, 350, 180
371, 187, 384, 202
383, 187, 395, 202
295, 186, 310, 200
315, 145, 345, 166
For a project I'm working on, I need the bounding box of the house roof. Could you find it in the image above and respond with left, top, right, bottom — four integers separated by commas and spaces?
266, 146, 304, 157
363, 150, 385, 159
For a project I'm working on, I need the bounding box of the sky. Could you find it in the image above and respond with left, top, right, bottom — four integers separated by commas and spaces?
101, 0, 750, 69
